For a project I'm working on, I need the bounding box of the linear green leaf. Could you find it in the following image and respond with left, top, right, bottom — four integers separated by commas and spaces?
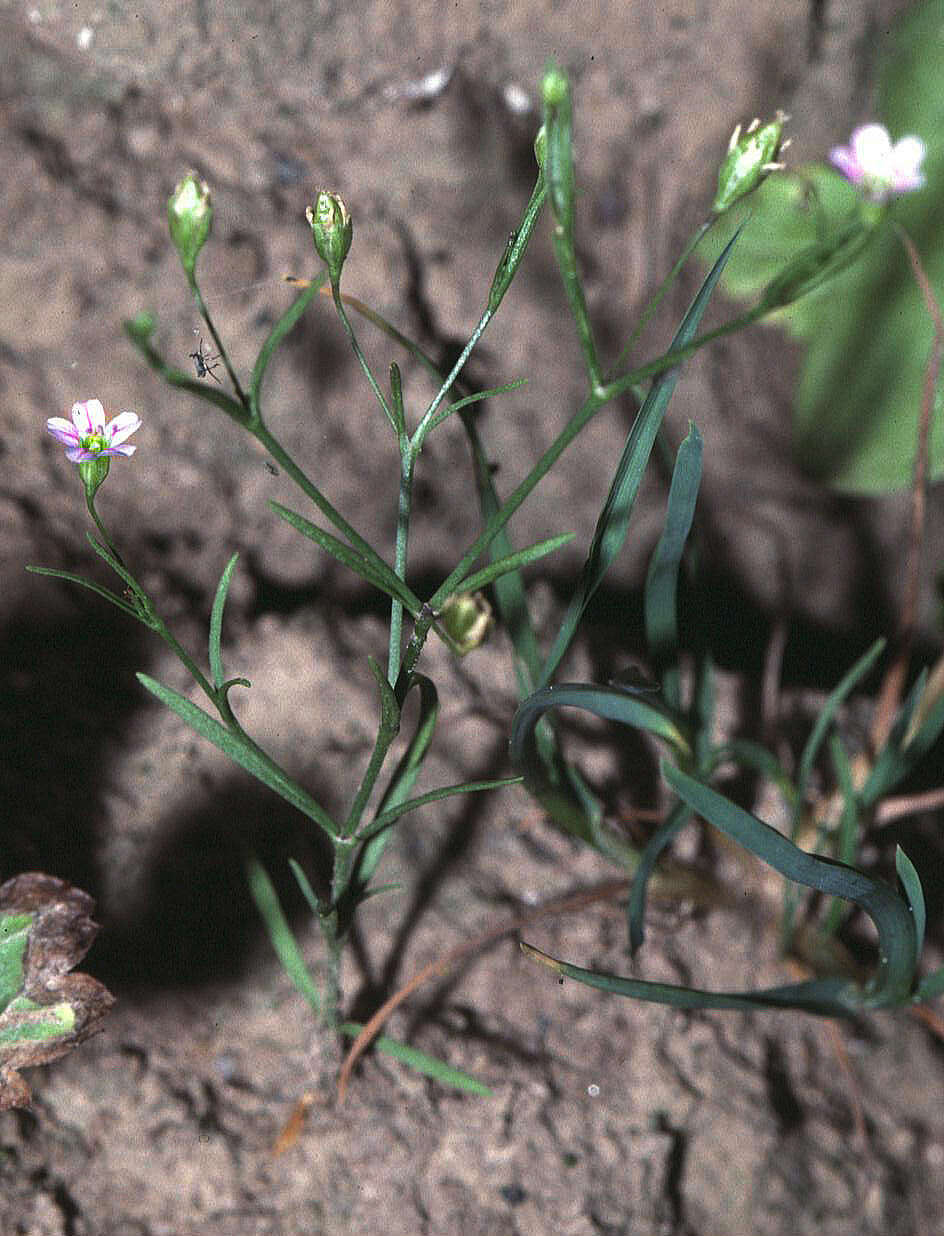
664, 761, 918, 1008
136, 673, 338, 836
644, 422, 703, 678
209, 552, 240, 689
538, 227, 742, 687
246, 855, 321, 1015
521, 942, 858, 1016
250, 275, 326, 415
338, 1023, 491, 1096
270, 501, 422, 615
453, 533, 575, 595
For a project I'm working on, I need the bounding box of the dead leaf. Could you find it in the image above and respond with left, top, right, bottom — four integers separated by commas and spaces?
0, 873, 115, 1111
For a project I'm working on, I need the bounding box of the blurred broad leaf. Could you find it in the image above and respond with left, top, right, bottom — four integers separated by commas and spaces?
699, 0, 944, 492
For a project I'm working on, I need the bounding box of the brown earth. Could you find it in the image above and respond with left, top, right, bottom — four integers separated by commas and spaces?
2, 1, 944, 1233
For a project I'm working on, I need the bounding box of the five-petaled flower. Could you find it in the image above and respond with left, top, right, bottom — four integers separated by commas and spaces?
46, 399, 141, 462
829, 124, 926, 204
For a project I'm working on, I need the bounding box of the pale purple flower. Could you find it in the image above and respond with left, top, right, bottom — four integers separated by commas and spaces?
46, 398, 141, 462
829, 124, 926, 204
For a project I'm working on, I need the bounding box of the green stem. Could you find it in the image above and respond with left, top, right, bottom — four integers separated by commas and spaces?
331, 284, 396, 432
388, 445, 413, 683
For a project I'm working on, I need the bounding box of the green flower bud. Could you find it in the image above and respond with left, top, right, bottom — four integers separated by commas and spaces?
712, 112, 788, 215
306, 191, 353, 286
78, 456, 110, 501
541, 64, 568, 109
439, 592, 493, 656
168, 173, 213, 276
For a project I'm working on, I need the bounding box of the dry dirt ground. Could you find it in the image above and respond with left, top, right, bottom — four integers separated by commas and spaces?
3, 0, 944, 1233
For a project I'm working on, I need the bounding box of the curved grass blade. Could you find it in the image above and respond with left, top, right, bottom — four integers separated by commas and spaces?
644, 422, 703, 706
538, 227, 743, 688
509, 682, 690, 849
137, 673, 338, 837
626, 799, 690, 955
664, 761, 918, 1008
521, 942, 857, 1016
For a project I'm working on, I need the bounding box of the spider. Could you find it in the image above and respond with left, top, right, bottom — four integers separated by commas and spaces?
189, 335, 222, 383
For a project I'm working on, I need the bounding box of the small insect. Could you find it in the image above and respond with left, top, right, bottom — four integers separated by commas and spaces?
189, 335, 222, 383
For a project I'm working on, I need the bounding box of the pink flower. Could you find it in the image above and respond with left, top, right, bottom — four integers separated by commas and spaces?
829, 124, 926, 204
46, 399, 141, 462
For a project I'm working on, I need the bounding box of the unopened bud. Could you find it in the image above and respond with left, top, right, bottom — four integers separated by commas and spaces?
306, 191, 352, 285
167, 173, 213, 276
439, 592, 493, 656
712, 112, 788, 215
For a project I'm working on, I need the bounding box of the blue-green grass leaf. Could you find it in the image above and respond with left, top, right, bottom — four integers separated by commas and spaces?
538, 226, 743, 687
896, 845, 926, 963
644, 422, 703, 679
627, 800, 690, 955
664, 762, 918, 1007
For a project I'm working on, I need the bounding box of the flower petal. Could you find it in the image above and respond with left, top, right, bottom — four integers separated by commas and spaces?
71, 398, 106, 435
46, 417, 80, 445
828, 146, 863, 183
105, 412, 141, 446
891, 135, 926, 188
103, 444, 137, 457
850, 124, 893, 175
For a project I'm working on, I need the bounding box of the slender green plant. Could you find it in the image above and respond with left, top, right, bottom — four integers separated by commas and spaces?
27, 63, 942, 1100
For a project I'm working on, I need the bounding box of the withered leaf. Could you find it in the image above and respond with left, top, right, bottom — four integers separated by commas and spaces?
0, 872, 115, 1111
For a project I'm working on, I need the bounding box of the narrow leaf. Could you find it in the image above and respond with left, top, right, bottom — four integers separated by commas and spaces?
539, 226, 743, 687
338, 1023, 491, 1096
26, 566, 141, 619
209, 553, 240, 689
644, 422, 703, 672
663, 761, 918, 1007
454, 533, 575, 595
271, 502, 422, 615
895, 846, 926, 962
245, 856, 321, 1016
250, 275, 326, 415
521, 942, 857, 1017
136, 673, 338, 836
